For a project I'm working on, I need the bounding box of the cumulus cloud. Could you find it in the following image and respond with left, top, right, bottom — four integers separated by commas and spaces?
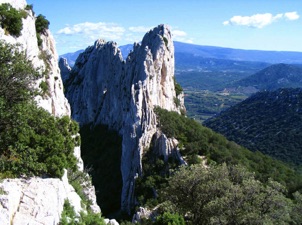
171, 28, 193, 44
57, 22, 125, 40
128, 26, 152, 33
284, 11, 299, 20
172, 30, 187, 37
223, 12, 300, 28
56, 22, 193, 54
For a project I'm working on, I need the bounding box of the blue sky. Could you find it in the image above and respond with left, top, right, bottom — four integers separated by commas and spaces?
27, 0, 302, 55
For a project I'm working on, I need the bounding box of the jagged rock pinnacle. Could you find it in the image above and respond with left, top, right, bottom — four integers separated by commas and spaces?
64, 24, 185, 213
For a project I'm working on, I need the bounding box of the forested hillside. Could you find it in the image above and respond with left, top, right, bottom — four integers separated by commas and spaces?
233, 63, 302, 91
127, 107, 302, 224
204, 88, 302, 165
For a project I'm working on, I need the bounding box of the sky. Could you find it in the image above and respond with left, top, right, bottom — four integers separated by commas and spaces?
27, 0, 302, 55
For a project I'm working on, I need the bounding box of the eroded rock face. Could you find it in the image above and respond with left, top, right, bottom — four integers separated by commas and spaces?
64, 24, 185, 213
0, 171, 81, 225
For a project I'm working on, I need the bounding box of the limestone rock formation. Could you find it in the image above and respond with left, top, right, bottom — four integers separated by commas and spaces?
0, 0, 100, 224
0, 171, 82, 225
64, 24, 185, 213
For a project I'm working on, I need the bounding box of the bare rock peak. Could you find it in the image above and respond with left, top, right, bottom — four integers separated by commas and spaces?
64, 24, 185, 213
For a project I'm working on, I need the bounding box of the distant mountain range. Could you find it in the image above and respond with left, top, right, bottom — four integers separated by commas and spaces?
60, 41, 302, 67
204, 88, 302, 165
173, 42, 302, 64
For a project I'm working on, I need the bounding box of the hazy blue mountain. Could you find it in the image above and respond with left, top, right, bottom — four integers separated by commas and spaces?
60, 49, 84, 67
60, 41, 302, 68
204, 88, 302, 165
173, 41, 302, 64
119, 44, 133, 59
60, 44, 133, 67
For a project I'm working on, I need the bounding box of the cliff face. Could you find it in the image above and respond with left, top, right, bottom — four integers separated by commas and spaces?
0, 1, 100, 224
63, 24, 185, 213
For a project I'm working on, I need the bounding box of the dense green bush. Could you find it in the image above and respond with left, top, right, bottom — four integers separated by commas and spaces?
0, 41, 78, 178
0, 3, 24, 37
0, 41, 38, 105
0, 101, 78, 178
35, 14, 49, 34
154, 212, 185, 225
163, 163, 296, 225
35, 14, 49, 46
60, 199, 106, 225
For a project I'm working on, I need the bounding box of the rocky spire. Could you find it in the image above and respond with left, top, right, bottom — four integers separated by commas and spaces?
64, 24, 185, 213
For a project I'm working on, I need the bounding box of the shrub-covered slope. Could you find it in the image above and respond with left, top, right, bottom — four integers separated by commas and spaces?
130, 107, 302, 224
204, 88, 302, 165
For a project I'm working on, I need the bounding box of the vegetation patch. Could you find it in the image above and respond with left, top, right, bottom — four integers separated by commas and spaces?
0, 41, 78, 178
60, 199, 106, 225
173, 77, 183, 97
162, 163, 302, 225
130, 105, 302, 223
35, 14, 50, 47
205, 88, 302, 165
0, 3, 25, 37
154, 107, 302, 193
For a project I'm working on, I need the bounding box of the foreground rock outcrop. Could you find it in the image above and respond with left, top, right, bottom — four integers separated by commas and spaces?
0, 172, 82, 225
63, 24, 185, 213
0, 0, 100, 224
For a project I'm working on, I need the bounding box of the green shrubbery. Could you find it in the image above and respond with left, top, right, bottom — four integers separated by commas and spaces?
154, 212, 185, 225
154, 107, 302, 193
60, 199, 106, 225
35, 14, 49, 46
0, 3, 25, 37
123, 107, 302, 223
162, 163, 301, 225
173, 78, 183, 97
0, 41, 78, 178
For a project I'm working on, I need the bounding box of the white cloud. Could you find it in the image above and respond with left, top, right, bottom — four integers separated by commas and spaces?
57, 22, 125, 40
284, 11, 299, 20
56, 22, 193, 54
128, 26, 152, 33
223, 12, 300, 28
171, 29, 193, 44
172, 30, 187, 37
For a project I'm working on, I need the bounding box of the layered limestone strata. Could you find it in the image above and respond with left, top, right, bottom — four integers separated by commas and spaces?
0, 0, 100, 224
63, 24, 186, 213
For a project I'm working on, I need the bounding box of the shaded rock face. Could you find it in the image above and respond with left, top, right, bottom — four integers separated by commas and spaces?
64, 24, 185, 213
59, 57, 72, 84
